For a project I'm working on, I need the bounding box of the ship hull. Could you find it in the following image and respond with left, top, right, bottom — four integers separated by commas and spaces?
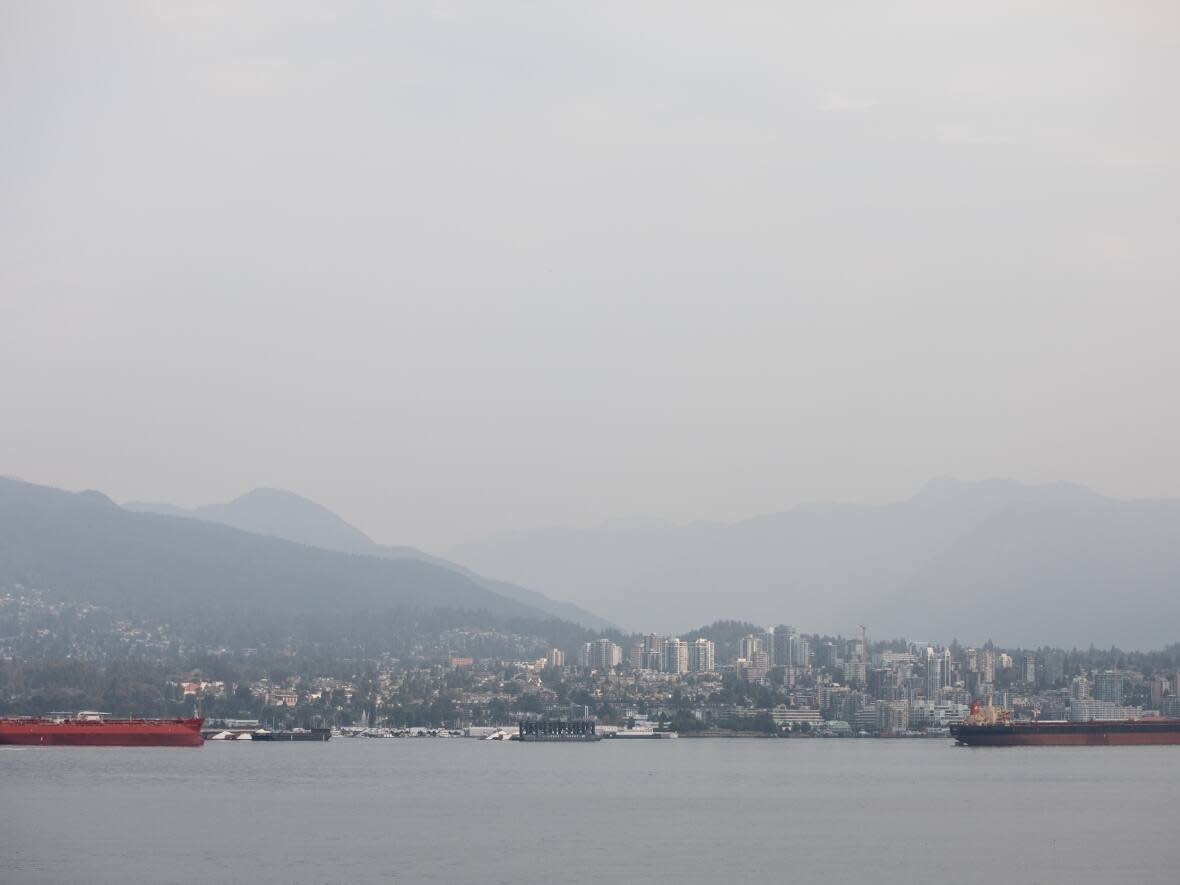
0, 718, 204, 747
951, 719, 1180, 747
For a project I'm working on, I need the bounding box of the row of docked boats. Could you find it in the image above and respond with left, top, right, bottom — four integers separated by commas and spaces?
336, 726, 464, 738
206, 727, 331, 742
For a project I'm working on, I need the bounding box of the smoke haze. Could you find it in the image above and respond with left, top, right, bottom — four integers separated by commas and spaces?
3, 2, 1178, 550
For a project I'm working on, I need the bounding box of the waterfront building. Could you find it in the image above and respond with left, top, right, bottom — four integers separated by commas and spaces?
878, 700, 910, 734
909, 700, 970, 727
769, 705, 822, 729
1069, 699, 1142, 721
853, 706, 879, 733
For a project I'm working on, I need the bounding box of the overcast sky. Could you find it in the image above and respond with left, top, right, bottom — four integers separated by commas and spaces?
2, 1, 1178, 551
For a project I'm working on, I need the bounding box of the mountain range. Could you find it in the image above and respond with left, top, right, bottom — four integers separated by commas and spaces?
5, 474, 1178, 650
123, 488, 612, 630
448, 478, 1180, 649
0, 477, 607, 654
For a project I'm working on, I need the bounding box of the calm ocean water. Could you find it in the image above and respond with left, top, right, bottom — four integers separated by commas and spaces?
2, 738, 1177, 884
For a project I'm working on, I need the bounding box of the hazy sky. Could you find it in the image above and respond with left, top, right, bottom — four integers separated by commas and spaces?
2, 2, 1178, 551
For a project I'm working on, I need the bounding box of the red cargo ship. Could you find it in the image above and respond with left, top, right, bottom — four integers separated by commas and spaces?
950, 702, 1180, 747
0, 712, 204, 747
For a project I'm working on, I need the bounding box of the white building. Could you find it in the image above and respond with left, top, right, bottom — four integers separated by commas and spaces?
664, 639, 689, 674
689, 638, 716, 673
1069, 699, 1142, 721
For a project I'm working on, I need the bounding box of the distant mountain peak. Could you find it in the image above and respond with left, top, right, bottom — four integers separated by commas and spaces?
232, 487, 333, 508
77, 489, 117, 508
119, 485, 614, 631
192, 488, 377, 555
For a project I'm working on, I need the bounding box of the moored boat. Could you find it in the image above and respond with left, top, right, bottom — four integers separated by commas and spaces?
0, 712, 204, 747
950, 702, 1180, 747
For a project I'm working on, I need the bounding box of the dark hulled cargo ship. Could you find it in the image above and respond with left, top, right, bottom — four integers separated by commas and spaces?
950, 703, 1180, 747
0, 712, 204, 747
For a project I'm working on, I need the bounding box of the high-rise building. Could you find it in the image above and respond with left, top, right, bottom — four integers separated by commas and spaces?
590, 639, 622, 672
665, 638, 689, 674
793, 635, 811, 668
817, 641, 839, 669
924, 648, 942, 700
877, 700, 910, 735
744, 650, 771, 682
868, 668, 895, 700
689, 638, 715, 673
1150, 677, 1170, 708
547, 648, 565, 669
1040, 649, 1066, 688
578, 642, 593, 669
643, 634, 667, 672
1095, 671, 1123, 703
772, 627, 793, 670
1022, 653, 1037, 686
739, 634, 763, 662
981, 647, 996, 684
842, 660, 867, 685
